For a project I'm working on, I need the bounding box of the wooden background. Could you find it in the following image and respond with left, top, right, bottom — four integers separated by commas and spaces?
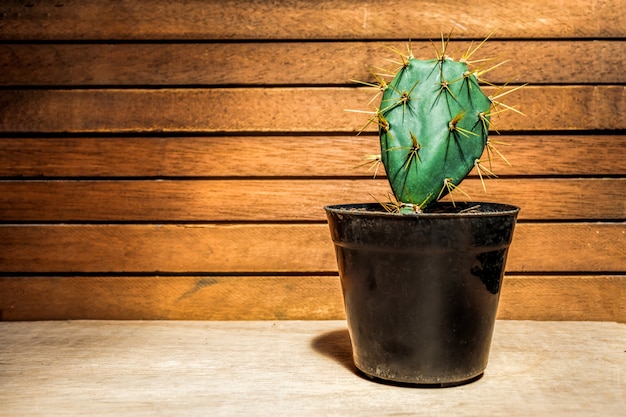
0, 0, 624, 321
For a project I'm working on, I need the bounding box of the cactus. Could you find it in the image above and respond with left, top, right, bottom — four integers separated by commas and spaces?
357, 37, 520, 213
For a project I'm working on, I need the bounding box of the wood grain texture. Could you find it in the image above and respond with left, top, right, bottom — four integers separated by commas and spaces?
0, 276, 345, 321
0, 178, 623, 221
0, 275, 623, 322
0, 86, 624, 133
499, 276, 626, 322
1, 135, 624, 178
0, 321, 624, 416
1, 41, 624, 86
0, 223, 623, 273
0, 0, 623, 323
0, 0, 623, 40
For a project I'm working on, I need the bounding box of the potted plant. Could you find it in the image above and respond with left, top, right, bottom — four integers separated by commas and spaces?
325, 36, 522, 387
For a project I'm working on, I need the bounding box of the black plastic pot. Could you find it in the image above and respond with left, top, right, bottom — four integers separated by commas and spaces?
324, 202, 520, 387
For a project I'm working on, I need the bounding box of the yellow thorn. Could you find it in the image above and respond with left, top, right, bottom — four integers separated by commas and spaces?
486, 139, 512, 167
489, 83, 528, 101
386, 44, 412, 65
406, 39, 414, 59
474, 159, 498, 192
437, 178, 472, 207
474, 59, 510, 80
461, 31, 494, 63
490, 100, 526, 117
355, 154, 383, 178
344, 108, 378, 115
430, 30, 453, 61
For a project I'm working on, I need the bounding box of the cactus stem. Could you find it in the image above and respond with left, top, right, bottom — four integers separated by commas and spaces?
362, 34, 523, 210
400, 188, 431, 214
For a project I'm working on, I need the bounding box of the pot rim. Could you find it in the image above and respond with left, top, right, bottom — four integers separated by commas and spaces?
324, 202, 520, 219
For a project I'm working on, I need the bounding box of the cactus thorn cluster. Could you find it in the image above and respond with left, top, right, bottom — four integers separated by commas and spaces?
352, 34, 524, 214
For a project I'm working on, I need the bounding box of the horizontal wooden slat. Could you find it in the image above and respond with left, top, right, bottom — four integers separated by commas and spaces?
499, 276, 626, 322
0, 276, 344, 321
0, 178, 623, 221
0, 0, 623, 40
0, 223, 623, 273
1, 135, 624, 178
1, 41, 624, 86
0, 275, 623, 322
0, 86, 624, 133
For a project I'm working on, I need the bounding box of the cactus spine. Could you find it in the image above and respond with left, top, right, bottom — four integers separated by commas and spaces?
360, 37, 516, 213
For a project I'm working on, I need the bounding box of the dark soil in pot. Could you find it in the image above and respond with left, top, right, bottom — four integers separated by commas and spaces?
324, 202, 520, 387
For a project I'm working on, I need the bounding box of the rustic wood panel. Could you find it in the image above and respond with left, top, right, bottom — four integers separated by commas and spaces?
0, 178, 623, 221
0, 275, 623, 322
0, 86, 624, 133
0, 276, 344, 321
499, 276, 626, 322
1, 135, 624, 178
0, 0, 623, 40
0, 0, 623, 323
1, 41, 624, 86
0, 223, 623, 273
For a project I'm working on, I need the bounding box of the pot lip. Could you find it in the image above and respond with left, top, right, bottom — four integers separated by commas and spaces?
324, 202, 520, 218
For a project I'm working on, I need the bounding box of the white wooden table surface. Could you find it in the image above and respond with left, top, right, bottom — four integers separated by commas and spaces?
1, 320, 624, 416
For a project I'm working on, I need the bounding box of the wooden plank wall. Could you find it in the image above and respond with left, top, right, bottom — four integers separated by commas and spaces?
0, 0, 624, 322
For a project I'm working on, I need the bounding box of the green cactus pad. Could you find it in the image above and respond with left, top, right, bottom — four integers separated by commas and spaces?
379, 57, 492, 210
